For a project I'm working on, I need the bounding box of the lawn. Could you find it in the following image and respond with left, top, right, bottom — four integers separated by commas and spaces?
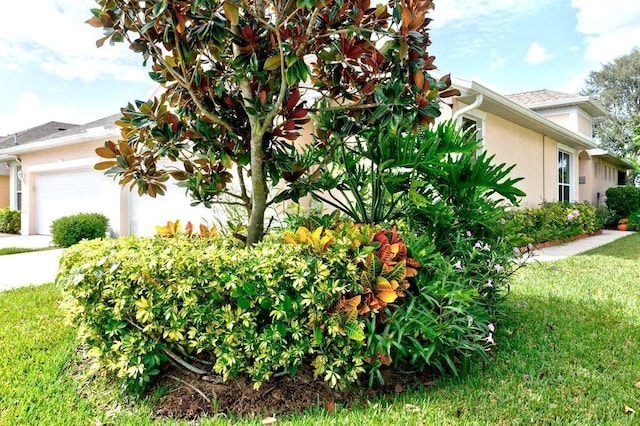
1, 234, 639, 425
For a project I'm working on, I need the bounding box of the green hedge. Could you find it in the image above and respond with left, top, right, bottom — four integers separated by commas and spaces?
0, 208, 20, 234
605, 186, 640, 219
51, 212, 108, 247
507, 202, 598, 248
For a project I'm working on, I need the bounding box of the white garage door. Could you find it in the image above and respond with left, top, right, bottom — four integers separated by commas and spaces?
35, 169, 104, 235
129, 182, 226, 236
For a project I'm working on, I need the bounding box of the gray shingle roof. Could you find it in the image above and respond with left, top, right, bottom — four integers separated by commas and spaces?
0, 121, 78, 149
505, 89, 582, 106
505, 89, 606, 117
31, 113, 121, 142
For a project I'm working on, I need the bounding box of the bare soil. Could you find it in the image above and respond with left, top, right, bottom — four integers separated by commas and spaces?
151, 364, 437, 421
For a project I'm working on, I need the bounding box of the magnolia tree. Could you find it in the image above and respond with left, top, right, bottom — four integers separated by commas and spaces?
90, 0, 455, 245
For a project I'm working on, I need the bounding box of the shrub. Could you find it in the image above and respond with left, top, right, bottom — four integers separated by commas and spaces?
605, 186, 640, 218
51, 212, 108, 247
507, 202, 598, 247
0, 208, 20, 234
627, 211, 640, 231
58, 218, 524, 393
595, 206, 617, 229
58, 225, 408, 392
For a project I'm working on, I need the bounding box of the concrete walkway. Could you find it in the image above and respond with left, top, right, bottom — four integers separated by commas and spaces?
0, 230, 636, 292
530, 229, 634, 262
0, 234, 64, 292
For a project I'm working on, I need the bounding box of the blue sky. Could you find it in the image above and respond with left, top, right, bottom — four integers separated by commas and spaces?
1, 0, 639, 136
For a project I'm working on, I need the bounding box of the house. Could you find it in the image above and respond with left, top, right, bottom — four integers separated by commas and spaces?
1, 76, 633, 236
440, 77, 633, 208
0, 116, 223, 236
0, 122, 77, 210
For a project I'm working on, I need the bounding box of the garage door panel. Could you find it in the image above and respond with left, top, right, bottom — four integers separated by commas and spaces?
35, 169, 104, 235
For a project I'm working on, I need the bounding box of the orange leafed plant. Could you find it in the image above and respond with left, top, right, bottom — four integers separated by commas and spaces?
155, 219, 218, 238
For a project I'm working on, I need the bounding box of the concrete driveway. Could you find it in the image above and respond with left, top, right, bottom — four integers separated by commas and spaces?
0, 234, 64, 292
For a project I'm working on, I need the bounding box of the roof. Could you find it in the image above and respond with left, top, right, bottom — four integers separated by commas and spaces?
0, 121, 78, 149
447, 76, 598, 151
505, 89, 607, 117
31, 113, 121, 142
0, 114, 121, 157
587, 149, 635, 170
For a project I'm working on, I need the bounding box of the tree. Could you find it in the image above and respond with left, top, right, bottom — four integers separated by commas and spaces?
89, 0, 455, 245
581, 47, 640, 156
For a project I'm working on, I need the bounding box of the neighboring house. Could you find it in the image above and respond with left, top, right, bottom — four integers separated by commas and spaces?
0, 115, 223, 236
0, 122, 77, 211
440, 77, 633, 208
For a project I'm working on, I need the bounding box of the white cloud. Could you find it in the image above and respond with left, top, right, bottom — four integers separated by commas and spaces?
558, 70, 591, 94
525, 42, 555, 64
571, 0, 640, 63
0, 92, 86, 135
431, 0, 553, 29
489, 49, 506, 70
0, 0, 147, 83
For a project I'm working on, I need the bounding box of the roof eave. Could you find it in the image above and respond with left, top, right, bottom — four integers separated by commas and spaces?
0, 129, 118, 156
451, 78, 598, 151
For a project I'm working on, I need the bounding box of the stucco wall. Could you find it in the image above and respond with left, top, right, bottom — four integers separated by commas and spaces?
541, 112, 571, 130
577, 113, 592, 138
0, 175, 9, 208
482, 113, 560, 207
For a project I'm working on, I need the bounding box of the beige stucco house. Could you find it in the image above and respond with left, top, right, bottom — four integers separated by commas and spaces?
442, 77, 633, 208
0, 116, 223, 236
0, 76, 633, 236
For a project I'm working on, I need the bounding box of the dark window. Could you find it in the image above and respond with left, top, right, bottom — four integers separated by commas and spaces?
558, 151, 571, 202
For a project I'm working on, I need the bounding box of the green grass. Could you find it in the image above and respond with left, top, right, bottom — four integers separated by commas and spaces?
1, 234, 639, 425
0, 247, 56, 256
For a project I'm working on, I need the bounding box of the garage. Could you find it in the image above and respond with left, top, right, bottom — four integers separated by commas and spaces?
128, 181, 226, 236
34, 169, 105, 235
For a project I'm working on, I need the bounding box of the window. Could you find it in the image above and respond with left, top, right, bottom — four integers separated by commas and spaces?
558, 150, 571, 202
461, 116, 484, 158
15, 165, 22, 211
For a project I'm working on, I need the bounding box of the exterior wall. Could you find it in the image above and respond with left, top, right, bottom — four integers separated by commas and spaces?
577, 112, 592, 138
578, 151, 595, 205
579, 156, 628, 206
0, 175, 9, 208
540, 112, 571, 130
482, 113, 560, 207
536, 107, 593, 138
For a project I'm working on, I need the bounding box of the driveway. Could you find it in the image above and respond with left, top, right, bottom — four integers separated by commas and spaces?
0, 234, 64, 292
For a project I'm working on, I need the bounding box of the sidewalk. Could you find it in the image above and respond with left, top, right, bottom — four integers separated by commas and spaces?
530, 229, 634, 262
0, 234, 63, 292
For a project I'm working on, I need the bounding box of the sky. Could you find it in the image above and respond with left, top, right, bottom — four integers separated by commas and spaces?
1, 0, 639, 136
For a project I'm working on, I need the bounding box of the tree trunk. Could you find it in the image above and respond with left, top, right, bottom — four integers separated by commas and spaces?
246, 133, 267, 246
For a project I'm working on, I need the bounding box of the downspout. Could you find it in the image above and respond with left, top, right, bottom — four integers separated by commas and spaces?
452, 93, 484, 123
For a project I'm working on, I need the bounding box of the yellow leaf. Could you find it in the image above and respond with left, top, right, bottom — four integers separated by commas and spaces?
264, 55, 282, 71
224, 0, 240, 26
94, 161, 117, 170
377, 289, 398, 304
164, 55, 176, 68
311, 226, 324, 241
625, 405, 636, 414
376, 276, 398, 291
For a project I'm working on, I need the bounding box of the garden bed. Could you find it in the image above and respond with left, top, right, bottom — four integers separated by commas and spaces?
151, 363, 437, 420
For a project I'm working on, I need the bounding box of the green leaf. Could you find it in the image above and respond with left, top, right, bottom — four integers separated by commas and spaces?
236, 297, 251, 310
296, 0, 315, 10
344, 322, 365, 341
